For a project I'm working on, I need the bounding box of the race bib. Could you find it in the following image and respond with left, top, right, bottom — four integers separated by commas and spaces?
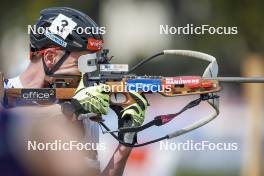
48, 13, 77, 39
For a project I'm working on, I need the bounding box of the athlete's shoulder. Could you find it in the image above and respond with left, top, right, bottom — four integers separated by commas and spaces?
4, 79, 14, 89
4, 77, 23, 89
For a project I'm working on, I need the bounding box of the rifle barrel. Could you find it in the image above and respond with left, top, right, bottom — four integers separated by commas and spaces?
205, 77, 264, 83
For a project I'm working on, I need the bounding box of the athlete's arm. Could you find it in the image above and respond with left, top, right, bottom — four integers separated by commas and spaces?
102, 92, 148, 176
101, 144, 132, 176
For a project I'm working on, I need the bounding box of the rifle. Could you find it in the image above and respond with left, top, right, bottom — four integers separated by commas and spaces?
75, 49, 264, 147
3, 50, 264, 147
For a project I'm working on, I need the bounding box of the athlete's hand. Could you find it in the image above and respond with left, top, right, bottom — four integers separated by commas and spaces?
72, 85, 110, 115
112, 92, 148, 144
62, 74, 110, 117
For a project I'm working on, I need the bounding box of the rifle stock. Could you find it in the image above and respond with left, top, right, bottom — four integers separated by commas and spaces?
4, 77, 221, 107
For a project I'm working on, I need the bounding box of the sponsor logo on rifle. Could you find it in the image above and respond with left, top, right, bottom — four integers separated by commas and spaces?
100, 64, 129, 72
126, 79, 162, 92
21, 89, 56, 102
165, 76, 201, 85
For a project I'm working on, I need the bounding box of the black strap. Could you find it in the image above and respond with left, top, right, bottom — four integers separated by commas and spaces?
99, 94, 219, 147
99, 121, 168, 147
42, 51, 71, 75
116, 94, 219, 133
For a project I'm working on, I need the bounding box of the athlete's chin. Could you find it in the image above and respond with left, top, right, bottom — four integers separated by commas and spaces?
54, 68, 81, 76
